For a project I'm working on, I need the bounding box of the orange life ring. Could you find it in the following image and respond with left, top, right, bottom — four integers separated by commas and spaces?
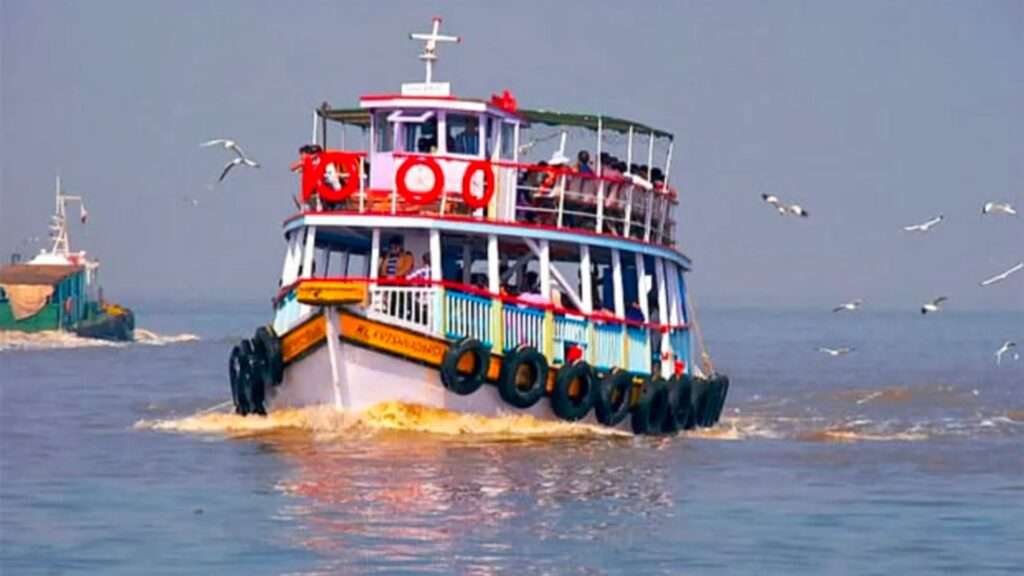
301, 152, 360, 204
396, 156, 445, 205
461, 160, 495, 209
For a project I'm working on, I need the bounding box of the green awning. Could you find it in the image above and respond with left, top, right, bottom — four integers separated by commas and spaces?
518, 109, 673, 140
318, 107, 370, 128
319, 106, 672, 140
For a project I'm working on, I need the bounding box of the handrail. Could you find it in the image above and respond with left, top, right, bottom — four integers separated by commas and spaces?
279, 276, 688, 331
292, 148, 679, 247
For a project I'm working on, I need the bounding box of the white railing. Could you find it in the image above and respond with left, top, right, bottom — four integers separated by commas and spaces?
502, 304, 545, 352
368, 285, 437, 335
445, 290, 493, 346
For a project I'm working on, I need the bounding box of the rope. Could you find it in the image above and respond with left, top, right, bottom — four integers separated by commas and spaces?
687, 293, 715, 376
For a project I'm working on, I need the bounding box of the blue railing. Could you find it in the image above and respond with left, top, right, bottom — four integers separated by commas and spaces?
626, 326, 652, 373
553, 314, 588, 364
502, 304, 545, 352
445, 290, 493, 347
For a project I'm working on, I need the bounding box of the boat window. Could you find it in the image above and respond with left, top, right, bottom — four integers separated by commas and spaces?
499, 122, 515, 160
446, 113, 480, 155
373, 111, 394, 152
402, 116, 439, 153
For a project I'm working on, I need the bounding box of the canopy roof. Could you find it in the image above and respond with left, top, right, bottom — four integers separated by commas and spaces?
0, 264, 81, 286
318, 105, 673, 140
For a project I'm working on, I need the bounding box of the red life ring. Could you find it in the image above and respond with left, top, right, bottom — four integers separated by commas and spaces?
461, 160, 495, 209
301, 152, 360, 204
396, 156, 444, 205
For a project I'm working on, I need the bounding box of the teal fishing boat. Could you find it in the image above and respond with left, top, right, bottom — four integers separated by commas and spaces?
0, 178, 134, 341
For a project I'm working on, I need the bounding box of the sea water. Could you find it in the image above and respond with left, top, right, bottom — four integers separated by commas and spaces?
1, 303, 1021, 574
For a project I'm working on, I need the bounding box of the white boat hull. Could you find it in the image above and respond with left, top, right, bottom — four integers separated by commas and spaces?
271, 342, 567, 422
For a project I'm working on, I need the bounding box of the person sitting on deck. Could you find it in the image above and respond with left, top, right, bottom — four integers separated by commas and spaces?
378, 236, 414, 279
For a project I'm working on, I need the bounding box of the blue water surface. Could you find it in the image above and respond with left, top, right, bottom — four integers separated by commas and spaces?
1, 303, 1022, 574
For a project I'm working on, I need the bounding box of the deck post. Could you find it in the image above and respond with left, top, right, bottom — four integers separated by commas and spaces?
624, 126, 635, 237
487, 234, 502, 349
596, 116, 604, 233
612, 248, 626, 368
430, 229, 443, 335
655, 258, 671, 379
580, 244, 593, 314
636, 252, 649, 322
370, 228, 380, 281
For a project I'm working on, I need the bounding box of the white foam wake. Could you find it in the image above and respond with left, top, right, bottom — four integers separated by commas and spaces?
0, 328, 199, 351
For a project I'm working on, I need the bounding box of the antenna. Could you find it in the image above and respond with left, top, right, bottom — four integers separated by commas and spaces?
409, 17, 460, 84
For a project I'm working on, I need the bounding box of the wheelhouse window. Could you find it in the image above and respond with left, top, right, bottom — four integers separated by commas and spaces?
446, 113, 481, 156
402, 116, 439, 153
499, 122, 515, 160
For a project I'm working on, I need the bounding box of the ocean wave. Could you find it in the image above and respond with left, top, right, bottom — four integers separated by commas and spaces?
136, 401, 627, 440
133, 328, 200, 346
0, 328, 199, 351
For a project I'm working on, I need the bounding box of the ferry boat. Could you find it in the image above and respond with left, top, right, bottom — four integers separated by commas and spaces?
228, 19, 729, 434
0, 178, 135, 341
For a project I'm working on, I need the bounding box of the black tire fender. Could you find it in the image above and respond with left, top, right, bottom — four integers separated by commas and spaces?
551, 361, 595, 421
664, 374, 694, 434
690, 377, 712, 428
593, 369, 633, 427
240, 340, 267, 416
229, 343, 249, 415
253, 325, 283, 386
440, 337, 490, 396
498, 346, 548, 409
631, 375, 669, 435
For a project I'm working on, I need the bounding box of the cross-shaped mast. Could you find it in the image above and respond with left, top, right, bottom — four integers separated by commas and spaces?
409, 17, 460, 84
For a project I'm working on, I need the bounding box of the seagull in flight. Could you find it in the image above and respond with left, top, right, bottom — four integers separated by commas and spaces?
921, 296, 948, 315
982, 202, 1017, 216
903, 215, 944, 232
201, 138, 260, 182
832, 299, 863, 313
817, 346, 854, 357
979, 262, 1023, 287
761, 193, 809, 217
995, 341, 1018, 365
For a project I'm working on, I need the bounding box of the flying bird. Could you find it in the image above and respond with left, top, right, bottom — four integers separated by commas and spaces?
979, 262, 1023, 287
181, 196, 200, 207
832, 299, 863, 313
921, 296, 948, 315
817, 346, 854, 357
761, 193, 808, 217
218, 156, 261, 182
903, 215, 944, 232
982, 202, 1017, 216
202, 138, 260, 182
994, 341, 1018, 365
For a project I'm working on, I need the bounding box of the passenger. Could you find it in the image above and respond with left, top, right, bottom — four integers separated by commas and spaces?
406, 252, 432, 281
576, 150, 593, 175
452, 116, 480, 155
378, 236, 414, 279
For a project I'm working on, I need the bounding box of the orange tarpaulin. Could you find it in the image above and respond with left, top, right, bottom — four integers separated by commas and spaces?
1, 284, 54, 320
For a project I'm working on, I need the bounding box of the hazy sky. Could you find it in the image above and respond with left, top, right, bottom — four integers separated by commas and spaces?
2, 1, 1021, 311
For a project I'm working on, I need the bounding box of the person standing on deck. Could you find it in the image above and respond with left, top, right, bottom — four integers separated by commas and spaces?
379, 236, 414, 279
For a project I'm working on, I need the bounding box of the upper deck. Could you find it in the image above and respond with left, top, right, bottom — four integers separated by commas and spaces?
289, 19, 679, 250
